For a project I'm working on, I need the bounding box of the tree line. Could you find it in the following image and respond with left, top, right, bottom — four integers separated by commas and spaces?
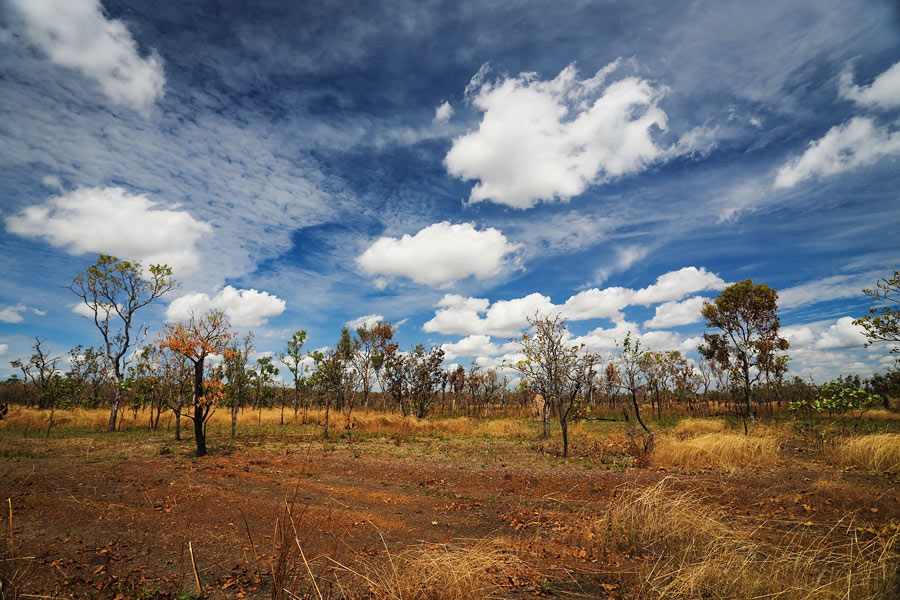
2, 256, 898, 459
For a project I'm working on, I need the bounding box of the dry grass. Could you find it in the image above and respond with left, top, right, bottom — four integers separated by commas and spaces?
832, 433, 900, 474
0, 406, 536, 441
582, 479, 900, 599
653, 432, 780, 471
864, 408, 900, 420
671, 417, 724, 436
345, 540, 531, 600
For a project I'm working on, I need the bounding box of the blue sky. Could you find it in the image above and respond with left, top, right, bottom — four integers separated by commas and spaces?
1, 0, 898, 383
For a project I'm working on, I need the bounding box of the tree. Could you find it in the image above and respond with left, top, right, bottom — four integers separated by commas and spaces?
699, 279, 788, 434
11, 337, 60, 410
251, 355, 278, 424
854, 270, 900, 359
407, 344, 445, 419
67, 254, 178, 431
279, 331, 308, 422
223, 332, 254, 437
514, 315, 596, 457
159, 310, 233, 456
616, 332, 653, 453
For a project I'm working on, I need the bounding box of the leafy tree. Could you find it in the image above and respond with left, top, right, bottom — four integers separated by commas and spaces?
251, 355, 278, 424
223, 332, 254, 436
406, 344, 445, 419
159, 310, 233, 456
514, 315, 597, 457
350, 325, 380, 411
616, 333, 654, 453
279, 331, 308, 421
67, 254, 178, 431
868, 369, 900, 409
854, 270, 900, 361
134, 345, 168, 429
699, 279, 788, 434
67, 345, 110, 408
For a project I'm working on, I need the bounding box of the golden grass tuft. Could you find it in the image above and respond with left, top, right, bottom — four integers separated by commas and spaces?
353, 540, 530, 600
832, 433, 900, 474
653, 432, 780, 471
671, 417, 724, 436
582, 479, 900, 599
476, 418, 532, 438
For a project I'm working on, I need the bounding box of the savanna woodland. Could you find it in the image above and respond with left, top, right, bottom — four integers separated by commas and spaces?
2, 1, 900, 599
2, 257, 899, 599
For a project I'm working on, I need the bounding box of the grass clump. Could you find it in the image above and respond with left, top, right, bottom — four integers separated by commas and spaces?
653, 432, 780, 471
833, 433, 900, 474
581, 479, 900, 599
671, 417, 724, 436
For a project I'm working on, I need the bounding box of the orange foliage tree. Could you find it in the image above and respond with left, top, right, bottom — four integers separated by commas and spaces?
159, 310, 232, 456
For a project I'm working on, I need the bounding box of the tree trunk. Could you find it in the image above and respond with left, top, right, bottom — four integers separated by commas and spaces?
193, 357, 207, 457
231, 405, 238, 438
560, 416, 568, 457
108, 383, 121, 432
541, 397, 551, 440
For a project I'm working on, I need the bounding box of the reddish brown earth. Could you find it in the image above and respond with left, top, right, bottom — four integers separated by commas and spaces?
1, 430, 898, 599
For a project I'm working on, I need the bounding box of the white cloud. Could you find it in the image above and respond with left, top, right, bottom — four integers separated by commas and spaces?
774, 117, 900, 189
10, 0, 165, 112
424, 266, 725, 337
440, 335, 500, 361
814, 316, 868, 350
593, 245, 650, 284
5, 186, 211, 274
0, 305, 45, 323
560, 287, 633, 322
357, 221, 521, 287
631, 267, 726, 305
445, 61, 669, 208
423, 292, 552, 337
644, 296, 710, 328
839, 60, 900, 110
781, 324, 816, 347
0, 344, 8, 357
778, 273, 871, 309
434, 101, 454, 123
166, 285, 286, 327
345, 314, 383, 330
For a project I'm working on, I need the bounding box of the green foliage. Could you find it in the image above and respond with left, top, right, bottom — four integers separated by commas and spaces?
854, 270, 900, 356
789, 377, 881, 418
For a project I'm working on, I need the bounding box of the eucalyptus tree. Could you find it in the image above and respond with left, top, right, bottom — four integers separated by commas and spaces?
67, 254, 178, 431
854, 270, 899, 363
224, 332, 254, 436
279, 330, 308, 421
699, 279, 788, 434
407, 344, 445, 418
159, 310, 233, 456
514, 315, 597, 457
616, 333, 653, 452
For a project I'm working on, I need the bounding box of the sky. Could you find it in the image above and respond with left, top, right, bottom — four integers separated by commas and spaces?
1, 0, 899, 384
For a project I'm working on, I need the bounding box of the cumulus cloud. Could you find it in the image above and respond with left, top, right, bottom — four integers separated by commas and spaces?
440, 335, 500, 361
445, 61, 669, 208
434, 101, 454, 123
423, 266, 726, 337
631, 267, 726, 305
0, 344, 8, 356
5, 186, 211, 274
166, 285, 286, 327
357, 221, 521, 287
9, 0, 165, 112
0, 305, 45, 323
839, 60, 900, 110
644, 296, 710, 328
345, 314, 383, 330
814, 316, 868, 350
423, 292, 551, 337
774, 117, 900, 189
